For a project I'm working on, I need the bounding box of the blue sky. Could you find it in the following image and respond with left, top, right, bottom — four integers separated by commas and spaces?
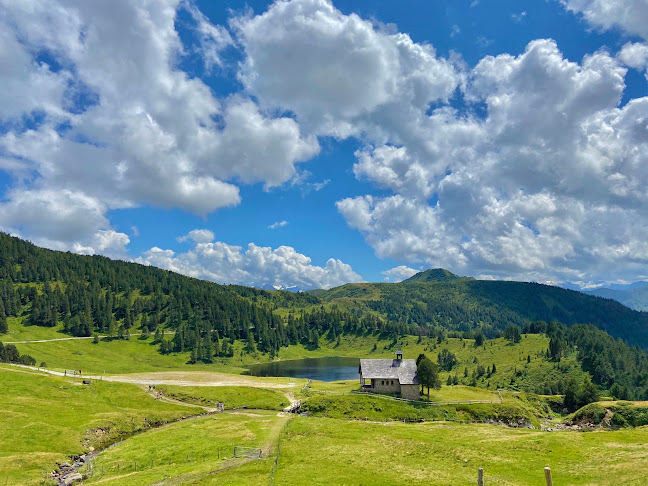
0, 0, 647, 290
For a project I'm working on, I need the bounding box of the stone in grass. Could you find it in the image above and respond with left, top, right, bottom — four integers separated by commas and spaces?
62, 472, 83, 485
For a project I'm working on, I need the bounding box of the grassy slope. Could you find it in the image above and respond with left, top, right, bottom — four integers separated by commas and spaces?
274, 417, 648, 485
5, 317, 587, 394
157, 385, 290, 410
80, 412, 287, 486
0, 365, 199, 486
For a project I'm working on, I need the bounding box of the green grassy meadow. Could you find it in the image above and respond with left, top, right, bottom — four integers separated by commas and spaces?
80, 412, 287, 486
3, 319, 644, 486
0, 364, 200, 486
273, 417, 648, 485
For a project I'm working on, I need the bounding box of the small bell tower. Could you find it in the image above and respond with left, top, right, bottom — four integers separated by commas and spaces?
395, 349, 403, 360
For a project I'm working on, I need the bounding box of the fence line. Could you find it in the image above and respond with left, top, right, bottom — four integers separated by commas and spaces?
270, 419, 292, 486
300, 379, 312, 393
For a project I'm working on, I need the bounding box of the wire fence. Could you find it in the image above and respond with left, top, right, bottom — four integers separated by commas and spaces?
270, 419, 292, 486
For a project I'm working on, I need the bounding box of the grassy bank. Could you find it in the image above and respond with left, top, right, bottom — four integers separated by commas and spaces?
0, 365, 200, 486
80, 412, 286, 486
157, 385, 290, 410
300, 392, 549, 427
572, 401, 648, 427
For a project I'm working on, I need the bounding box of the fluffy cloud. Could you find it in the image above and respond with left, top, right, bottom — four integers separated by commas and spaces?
0, 0, 318, 251
338, 40, 648, 283
232, 1, 648, 283
382, 265, 419, 282
177, 229, 216, 244
0, 188, 109, 242
0, 188, 130, 258
561, 0, 648, 40
618, 42, 648, 79
233, 0, 460, 138
268, 221, 288, 229
137, 238, 363, 290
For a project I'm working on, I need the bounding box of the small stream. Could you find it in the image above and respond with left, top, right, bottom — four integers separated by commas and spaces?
53, 411, 214, 485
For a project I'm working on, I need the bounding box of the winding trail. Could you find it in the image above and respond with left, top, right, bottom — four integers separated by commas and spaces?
5, 331, 175, 344
4, 364, 298, 389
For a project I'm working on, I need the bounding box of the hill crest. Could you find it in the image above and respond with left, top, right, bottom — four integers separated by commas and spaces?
403, 268, 468, 283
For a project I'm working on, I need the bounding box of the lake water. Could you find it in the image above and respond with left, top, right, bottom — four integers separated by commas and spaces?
246, 357, 360, 382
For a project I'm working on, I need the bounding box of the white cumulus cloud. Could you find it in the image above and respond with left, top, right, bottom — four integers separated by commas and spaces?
382, 265, 420, 282
336, 39, 648, 283
561, 0, 648, 40
177, 229, 216, 244
232, 0, 461, 138
137, 240, 363, 290
0, 0, 318, 251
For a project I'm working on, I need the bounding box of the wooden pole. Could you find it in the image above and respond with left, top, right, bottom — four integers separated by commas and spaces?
544, 467, 553, 486
477, 467, 484, 486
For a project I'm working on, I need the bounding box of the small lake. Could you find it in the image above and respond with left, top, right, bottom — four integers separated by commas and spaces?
246, 357, 360, 382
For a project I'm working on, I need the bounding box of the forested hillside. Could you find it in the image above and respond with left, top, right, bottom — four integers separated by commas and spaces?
0, 233, 409, 361
3, 233, 648, 398
318, 277, 648, 349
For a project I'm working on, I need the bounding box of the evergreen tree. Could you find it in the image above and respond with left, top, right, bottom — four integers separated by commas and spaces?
474, 333, 485, 347
0, 299, 7, 334
549, 336, 563, 361
153, 327, 163, 344
417, 357, 441, 398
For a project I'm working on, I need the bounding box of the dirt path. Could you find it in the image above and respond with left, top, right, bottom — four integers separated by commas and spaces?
104, 371, 298, 389
5, 331, 175, 344
4, 364, 298, 389
143, 386, 221, 413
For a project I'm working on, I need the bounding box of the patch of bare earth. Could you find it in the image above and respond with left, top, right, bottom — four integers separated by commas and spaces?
104, 371, 297, 389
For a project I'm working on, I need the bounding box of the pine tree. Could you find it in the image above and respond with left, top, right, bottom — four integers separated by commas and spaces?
0, 299, 7, 334
153, 327, 163, 344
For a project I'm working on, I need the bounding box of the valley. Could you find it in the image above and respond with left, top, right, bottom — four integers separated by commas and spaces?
3, 234, 648, 485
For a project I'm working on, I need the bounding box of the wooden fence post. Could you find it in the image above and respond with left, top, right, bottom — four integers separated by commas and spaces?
544, 467, 553, 486
478, 467, 484, 486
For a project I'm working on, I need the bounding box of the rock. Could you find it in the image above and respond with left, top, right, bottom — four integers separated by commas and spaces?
62, 472, 83, 485
88, 446, 95, 452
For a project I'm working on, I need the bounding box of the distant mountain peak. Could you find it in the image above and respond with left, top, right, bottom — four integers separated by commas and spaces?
403, 268, 465, 283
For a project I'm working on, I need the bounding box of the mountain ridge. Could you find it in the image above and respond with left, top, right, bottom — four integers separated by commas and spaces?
403, 268, 471, 283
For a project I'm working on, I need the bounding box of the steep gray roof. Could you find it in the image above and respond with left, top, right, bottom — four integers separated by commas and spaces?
359, 358, 419, 385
